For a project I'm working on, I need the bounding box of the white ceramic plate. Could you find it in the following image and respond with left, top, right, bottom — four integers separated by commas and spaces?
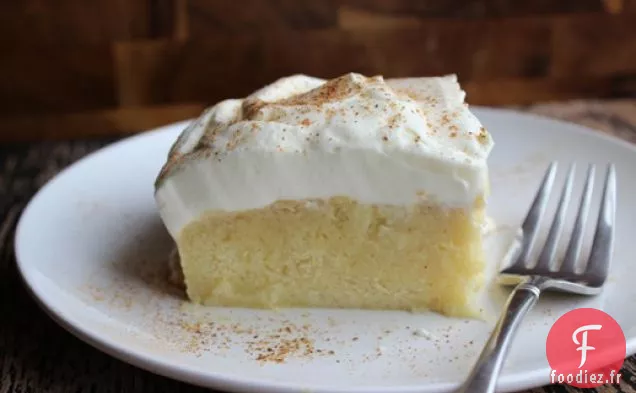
15, 107, 636, 393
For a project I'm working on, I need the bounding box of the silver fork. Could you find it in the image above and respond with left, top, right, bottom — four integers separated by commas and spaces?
457, 162, 617, 393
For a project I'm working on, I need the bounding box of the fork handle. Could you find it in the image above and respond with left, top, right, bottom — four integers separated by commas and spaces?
456, 282, 541, 393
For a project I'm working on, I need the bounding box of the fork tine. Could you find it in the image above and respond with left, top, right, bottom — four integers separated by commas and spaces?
584, 164, 616, 283
535, 163, 575, 271
510, 162, 558, 269
560, 164, 595, 274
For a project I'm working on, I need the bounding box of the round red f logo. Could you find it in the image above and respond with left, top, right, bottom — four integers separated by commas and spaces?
546, 308, 626, 388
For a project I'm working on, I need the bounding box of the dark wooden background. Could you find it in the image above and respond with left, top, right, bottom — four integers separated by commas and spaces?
3, 0, 636, 142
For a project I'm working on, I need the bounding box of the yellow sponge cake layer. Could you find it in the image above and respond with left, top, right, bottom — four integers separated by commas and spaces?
177, 197, 486, 317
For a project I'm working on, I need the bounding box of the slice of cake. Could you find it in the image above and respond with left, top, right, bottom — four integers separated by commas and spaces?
154, 73, 494, 318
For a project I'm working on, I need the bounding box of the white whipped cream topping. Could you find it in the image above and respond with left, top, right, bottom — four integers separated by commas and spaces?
155, 73, 494, 238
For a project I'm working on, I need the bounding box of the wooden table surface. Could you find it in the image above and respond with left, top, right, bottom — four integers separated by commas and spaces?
1, 99, 636, 393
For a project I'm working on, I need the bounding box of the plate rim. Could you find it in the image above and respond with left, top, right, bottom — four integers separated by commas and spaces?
13, 106, 636, 393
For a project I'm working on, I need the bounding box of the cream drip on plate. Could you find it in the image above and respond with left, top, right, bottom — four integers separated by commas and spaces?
155, 73, 494, 238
